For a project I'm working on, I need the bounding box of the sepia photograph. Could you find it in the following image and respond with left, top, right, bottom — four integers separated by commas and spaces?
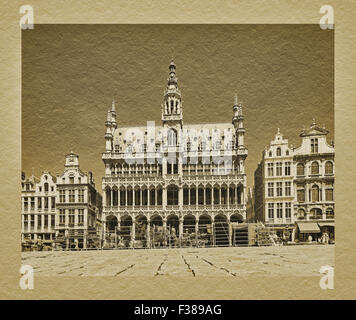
20, 24, 335, 282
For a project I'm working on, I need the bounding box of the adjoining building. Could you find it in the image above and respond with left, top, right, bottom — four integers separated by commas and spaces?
21, 172, 56, 246
293, 120, 335, 243
55, 152, 102, 250
102, 61, 248, 248
254, 129, 295, 238
253, 120, 335, 243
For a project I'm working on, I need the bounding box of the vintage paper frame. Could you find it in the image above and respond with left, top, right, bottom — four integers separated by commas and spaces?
0, 0, 355, 300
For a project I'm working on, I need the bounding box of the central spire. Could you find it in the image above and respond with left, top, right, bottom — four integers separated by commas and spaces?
162, 60, 183, 124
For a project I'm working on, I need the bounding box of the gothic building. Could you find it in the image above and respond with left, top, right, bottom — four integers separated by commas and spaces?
102, 61, 248, 248
55, 152, 102, 249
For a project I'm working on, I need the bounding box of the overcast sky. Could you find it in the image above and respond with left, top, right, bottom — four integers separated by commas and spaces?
22, 24, 334, 192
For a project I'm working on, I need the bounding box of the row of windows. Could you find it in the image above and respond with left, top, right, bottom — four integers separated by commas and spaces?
296, 161, 333, 176
109, 162, 240, 176
38, 182, 55, 192
297, 185, 334, 202
58, 209, 84, 226
267, 162, 291, 177
23, 197, 55, 210
60, 176, 82, 184
297, 208, 334, 220
268, 147, 290, 157
23, 214, 55, 229
59, 189, 85, 203
267, 182, 292, 197
268, 202, 292, 219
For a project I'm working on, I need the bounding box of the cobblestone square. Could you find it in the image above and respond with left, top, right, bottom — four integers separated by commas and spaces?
22, 245, 334, 278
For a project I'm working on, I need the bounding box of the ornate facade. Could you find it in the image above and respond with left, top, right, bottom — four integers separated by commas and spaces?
102, 61, 248, 248
254, 120, 335, 243
254, 129, 295, 229
21, 172, 56, 244
55, 152, 102, 249
293, 120, 335, 242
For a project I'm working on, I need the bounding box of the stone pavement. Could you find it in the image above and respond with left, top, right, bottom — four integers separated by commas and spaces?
22, 244, 334, 278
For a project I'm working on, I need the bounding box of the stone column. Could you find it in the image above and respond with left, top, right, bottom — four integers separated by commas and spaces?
103, 188, 107, 207
195, 220, 199, 246
163, 187, 167, 210
147, 188, 150, 209
179, 187, 183, 210
188, 186, 191, 206
34, 215, 38, 236
212, 188, 214, 208
228, 219, 232, 247
41, 214, 45, 233
179, 218, 183, 247
227, 186, 230, 209
83, 230, 87, 249
163, 219, 167, 246
131, 221, 136, 248
133, 189, 135, 208
203, 186, 206, 205
110, 189, 113, 207
147, 222, 151, 248
125, 188, 128, 207
118, 188, 120, 207
196, 186, 198, 209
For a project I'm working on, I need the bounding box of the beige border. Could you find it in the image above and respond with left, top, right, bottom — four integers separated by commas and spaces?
0, 0, 355, 299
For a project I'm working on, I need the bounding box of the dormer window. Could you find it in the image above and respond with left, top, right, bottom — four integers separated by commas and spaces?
276, 147, 281, 156
69, 177, 74, 184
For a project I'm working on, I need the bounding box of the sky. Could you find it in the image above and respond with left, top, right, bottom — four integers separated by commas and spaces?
22, 24, 334, 192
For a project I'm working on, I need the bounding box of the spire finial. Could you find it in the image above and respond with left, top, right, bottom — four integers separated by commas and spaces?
112, 99, 116, 112
234, 93, 238, 106
277, 128, 280, 134
312, 118, 316, 127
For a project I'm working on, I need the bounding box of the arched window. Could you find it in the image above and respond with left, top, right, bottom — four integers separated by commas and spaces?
286, 150, 289, 156
167, 129, 176, 146
297, 163, 305, 176
310, 208, 322, 219
44, 183, 49, 192
276, 147, 281, 156
326, 208, 334, 219
311, 161, 319, 175
312, 185, 319, 202
269, 151, 272, 157
325, 161, 333, 175
297, 209, 305, 220
170, 100, 174, 114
